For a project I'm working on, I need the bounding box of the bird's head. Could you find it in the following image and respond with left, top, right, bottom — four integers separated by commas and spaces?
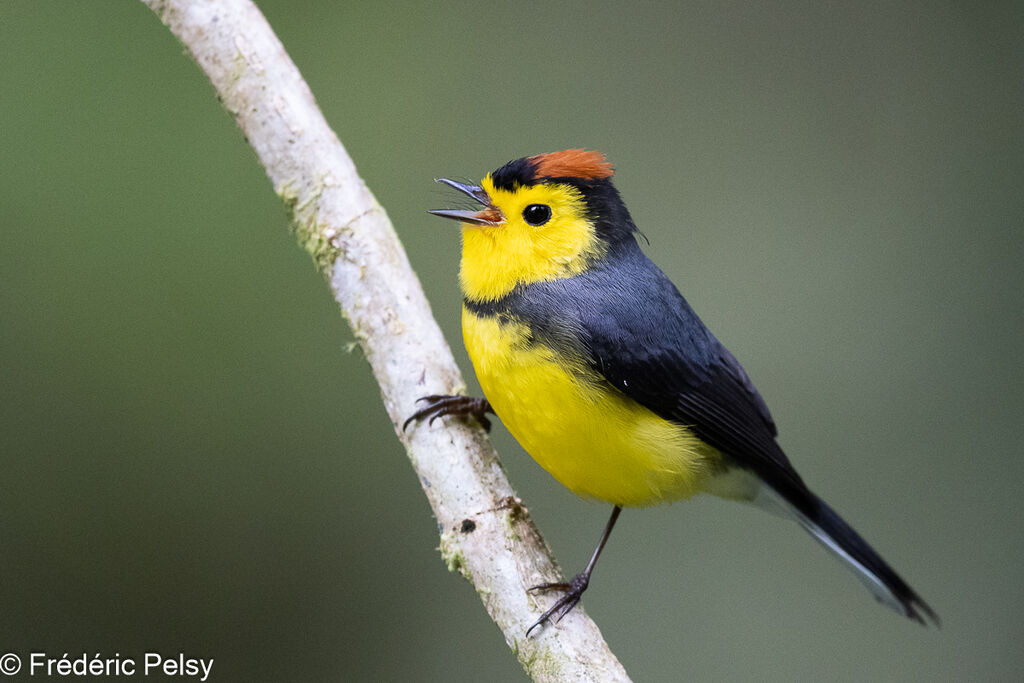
431, 149, 637, 302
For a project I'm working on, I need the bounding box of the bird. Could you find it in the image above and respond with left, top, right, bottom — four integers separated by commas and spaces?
405, 149, 937, 635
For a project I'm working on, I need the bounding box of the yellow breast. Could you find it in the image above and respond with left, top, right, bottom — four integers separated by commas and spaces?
463, 308, 722, 507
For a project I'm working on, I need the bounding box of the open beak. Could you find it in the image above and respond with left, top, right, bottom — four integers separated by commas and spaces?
429, 178, 503, 226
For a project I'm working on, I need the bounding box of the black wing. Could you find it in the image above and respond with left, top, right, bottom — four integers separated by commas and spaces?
513, 242, 937, 623
549, 244, 937, 624
499, 241, 937, 623
551, 242, 811, 501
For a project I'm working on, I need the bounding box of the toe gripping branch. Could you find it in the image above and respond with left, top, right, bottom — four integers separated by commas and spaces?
403, 394, 495, 432
526, 572, 591, 637
526, 505, 623, 637
404, 392, 624, 639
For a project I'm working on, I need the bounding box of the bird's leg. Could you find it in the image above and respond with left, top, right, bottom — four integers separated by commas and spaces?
402, 394, 494, 432
526, 505, 623, 636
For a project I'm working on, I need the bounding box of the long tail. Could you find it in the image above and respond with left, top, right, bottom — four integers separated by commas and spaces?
772, 487, 939, 626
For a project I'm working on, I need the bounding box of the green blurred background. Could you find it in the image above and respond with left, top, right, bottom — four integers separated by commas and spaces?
2, 1, 1021, 680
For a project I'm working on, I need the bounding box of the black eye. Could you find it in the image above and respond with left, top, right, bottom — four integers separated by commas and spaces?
522, 204, 552, 226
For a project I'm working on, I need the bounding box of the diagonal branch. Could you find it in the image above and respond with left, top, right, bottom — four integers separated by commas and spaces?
141, 0, 630, 680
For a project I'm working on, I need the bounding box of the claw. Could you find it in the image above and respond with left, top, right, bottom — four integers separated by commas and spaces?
525, 506, 622, 637
526, 572, 591, 637
402, 394, 495, 432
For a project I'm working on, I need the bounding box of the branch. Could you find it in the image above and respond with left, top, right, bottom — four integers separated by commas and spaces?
141, 1, 630, 680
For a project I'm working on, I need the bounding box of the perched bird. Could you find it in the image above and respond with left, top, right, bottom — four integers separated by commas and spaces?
406, 149, 937, 634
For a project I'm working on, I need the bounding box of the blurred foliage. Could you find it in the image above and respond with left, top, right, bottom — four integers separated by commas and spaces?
1, 1, 1022, 680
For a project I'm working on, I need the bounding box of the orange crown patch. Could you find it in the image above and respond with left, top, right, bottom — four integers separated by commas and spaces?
529, 149, 614, 180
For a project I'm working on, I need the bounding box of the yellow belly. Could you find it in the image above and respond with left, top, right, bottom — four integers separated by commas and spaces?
463, 308, 723, 507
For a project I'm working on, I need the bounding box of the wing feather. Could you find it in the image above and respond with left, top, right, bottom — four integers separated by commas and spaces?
494, 240, 936, 623
560, 243, 808, 497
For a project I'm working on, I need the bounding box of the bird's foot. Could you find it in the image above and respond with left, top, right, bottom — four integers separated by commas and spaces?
525, 571, 591, 636
402, 394, 494, 432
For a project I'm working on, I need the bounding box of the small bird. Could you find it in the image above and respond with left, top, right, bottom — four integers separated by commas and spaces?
406, 149, 937, 634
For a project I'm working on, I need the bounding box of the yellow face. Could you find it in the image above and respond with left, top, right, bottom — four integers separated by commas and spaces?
459, 176, 606, 302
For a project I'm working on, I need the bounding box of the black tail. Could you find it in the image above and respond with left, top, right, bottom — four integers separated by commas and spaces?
777, 488, 939, 626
